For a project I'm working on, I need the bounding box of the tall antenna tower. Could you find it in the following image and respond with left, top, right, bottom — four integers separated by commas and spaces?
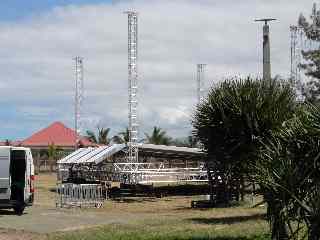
197, 64, 206, 104
290, 26, 302, 92
125, 11, 139, 163
74, 56, 84, 149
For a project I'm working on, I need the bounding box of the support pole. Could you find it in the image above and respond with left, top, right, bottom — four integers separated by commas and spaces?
255, 18, 276, 80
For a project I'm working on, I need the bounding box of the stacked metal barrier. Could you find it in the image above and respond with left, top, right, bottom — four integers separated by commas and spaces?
56, 183, 105, 208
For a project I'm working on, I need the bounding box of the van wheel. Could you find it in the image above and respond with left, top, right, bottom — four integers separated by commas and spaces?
13, 205, 25, 215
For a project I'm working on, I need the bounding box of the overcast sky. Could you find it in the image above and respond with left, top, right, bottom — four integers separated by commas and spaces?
0, 0, 315, 140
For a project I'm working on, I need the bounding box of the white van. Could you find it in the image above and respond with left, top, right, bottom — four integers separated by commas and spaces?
0, 146, 35, 215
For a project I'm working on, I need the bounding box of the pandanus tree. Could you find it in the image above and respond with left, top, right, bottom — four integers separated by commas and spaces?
193, 76, 296, 205
256, 104, 320, 240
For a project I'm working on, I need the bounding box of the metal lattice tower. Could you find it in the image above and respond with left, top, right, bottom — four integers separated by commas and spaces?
290, 2, 320, 102
290, 25, 304, 102
74, 56, 84, 149
125, 11, 139, 163
290, 25, 298, 82
197, 64, 206, 104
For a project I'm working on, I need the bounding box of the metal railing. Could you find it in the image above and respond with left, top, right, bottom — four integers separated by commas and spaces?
56, 183, 105, 208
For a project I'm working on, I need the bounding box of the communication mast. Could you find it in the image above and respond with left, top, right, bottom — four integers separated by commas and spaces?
125, 11, 139, 163
74, 56, 84, 149
197, 64, 206, 104
255, 18, 277, 80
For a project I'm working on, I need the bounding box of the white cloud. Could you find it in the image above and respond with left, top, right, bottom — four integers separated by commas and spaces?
0, 0, 314, 139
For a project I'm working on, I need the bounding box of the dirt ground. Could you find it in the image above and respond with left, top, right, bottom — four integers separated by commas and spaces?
0, 174, 137, 234
0, 173, 267, 240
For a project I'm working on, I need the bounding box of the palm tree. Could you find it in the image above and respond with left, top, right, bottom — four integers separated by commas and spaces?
112, 127, 130, 144
145, 126, 172, 145
86, 127, 111, 145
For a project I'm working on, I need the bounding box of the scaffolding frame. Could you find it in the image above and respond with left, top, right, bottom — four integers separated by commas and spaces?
290, 26, 305, 102
125, 11, 139, 165
290, 3, 320, 102
197, 64, 206, 104
58, 162, 208, 185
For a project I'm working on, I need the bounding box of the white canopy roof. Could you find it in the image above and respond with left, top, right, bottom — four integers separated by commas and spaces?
58, 143, 204, 165
139, 144, 203, 154
57, 144, 125, 165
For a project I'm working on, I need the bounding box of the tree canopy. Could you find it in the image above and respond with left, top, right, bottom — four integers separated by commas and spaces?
145, 126, 172, 145
256, 104, 320, 239
193, 77, 296, 175
86, 127, 111, 145
112, 127, 130, 144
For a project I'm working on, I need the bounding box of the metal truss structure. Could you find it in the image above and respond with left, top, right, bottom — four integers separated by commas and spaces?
125, 11, 139, 164
196, 64, 206, 104
58, 162, 208, 185
290, 3, 320, 102
113, 162, 207, 184
57, 144, 207, 185
74, 56, 84, 149
58, 12, 209, 187
290, 26, 306, 102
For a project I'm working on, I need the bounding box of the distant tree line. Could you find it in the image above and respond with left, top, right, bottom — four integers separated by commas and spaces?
84, 126, 197, 147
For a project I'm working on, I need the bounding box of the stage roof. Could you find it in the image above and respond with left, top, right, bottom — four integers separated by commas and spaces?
58, 144, 205, 164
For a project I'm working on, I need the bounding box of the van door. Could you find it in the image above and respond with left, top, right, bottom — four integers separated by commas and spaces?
0, 147, 11, 200
24, 150, 32, 202
10, 150, 26, 204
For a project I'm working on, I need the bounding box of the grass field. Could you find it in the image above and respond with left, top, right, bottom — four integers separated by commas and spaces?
2, 174, 270, 240
48, 202, 269, 240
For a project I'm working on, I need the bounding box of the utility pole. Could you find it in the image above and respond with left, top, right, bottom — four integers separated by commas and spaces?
196, 64, 206, 104
125, 11, 139, 164
74, 56, 84, 149
255, 18, 277, 80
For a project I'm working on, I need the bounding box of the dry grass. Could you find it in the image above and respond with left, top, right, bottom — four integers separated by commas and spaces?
30, 173, 269, 240
34, 173, 57, 207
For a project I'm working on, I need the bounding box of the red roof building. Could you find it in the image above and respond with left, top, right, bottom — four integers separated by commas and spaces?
21, 121, 95, 149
